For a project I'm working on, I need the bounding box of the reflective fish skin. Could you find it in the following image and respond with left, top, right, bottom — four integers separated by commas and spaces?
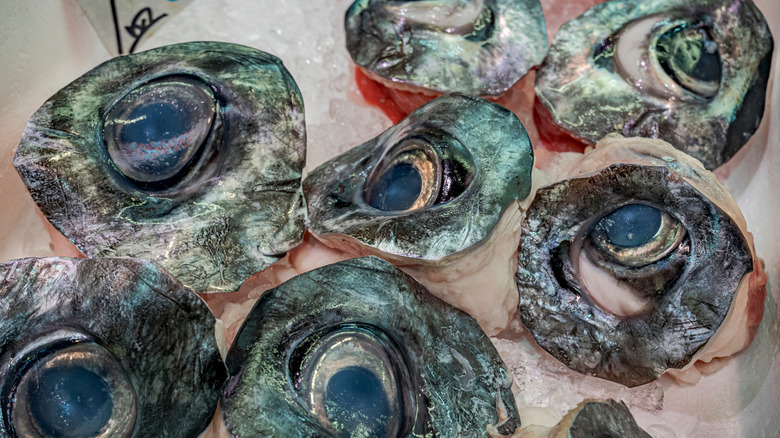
516, 135, 761, 387
221, 257, 520, 437
303, 93, 534, 334
535, 0, 773, 170
13, 42, 306, 293
346, 0, 548, 96
0, 257, 227, 438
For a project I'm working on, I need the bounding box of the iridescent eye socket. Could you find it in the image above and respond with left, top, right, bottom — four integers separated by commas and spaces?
516, 136, 755, 387
305, 93, 532, 260
221, 257, 520, 437
9, 342, 135, 438
103, 76, 216, 190
0, 258, 228, 438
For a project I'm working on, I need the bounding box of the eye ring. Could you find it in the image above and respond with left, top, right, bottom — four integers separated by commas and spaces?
363, 136, 443, 212
221, 257, 520, 436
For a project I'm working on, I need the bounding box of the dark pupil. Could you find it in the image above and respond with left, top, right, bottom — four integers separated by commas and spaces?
597, 204, 662, 248
324, 366, 392, 437
103, 76, 215, 189
367, 162, 423, 211
656, 25, 721, 96
29, 365, 114, 438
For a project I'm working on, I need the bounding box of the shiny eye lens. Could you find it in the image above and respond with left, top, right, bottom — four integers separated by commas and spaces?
29, 366, 113, 437
586, 204, 685, 268
364, 139, 441, 212
655, 24, 721, 98
9, 342, 136, 438
325, 367, 391, 427
103, 75, 216, 190
597, 204, 662, 248
290, 325, 412, 437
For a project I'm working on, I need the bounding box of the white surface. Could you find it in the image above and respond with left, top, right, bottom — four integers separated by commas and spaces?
0, 0, 777, 436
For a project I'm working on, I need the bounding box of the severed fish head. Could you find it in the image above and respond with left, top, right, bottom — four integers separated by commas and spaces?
221, 256, 520, 437
346, 0, 548, 95
535, 0, 773, 170
0, 257, 226, 437
13, 42, 307, 293
516, 134, 764, 387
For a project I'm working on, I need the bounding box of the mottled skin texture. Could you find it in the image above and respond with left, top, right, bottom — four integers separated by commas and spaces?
14, 42, 306, 293
550, 400, 651, 437
221, 257, 520, 437
346, 0, 548, 95
516, 163, 752, 387
535, 0, 773, 170
304, 94, 534, 261
0, 258, 227, 438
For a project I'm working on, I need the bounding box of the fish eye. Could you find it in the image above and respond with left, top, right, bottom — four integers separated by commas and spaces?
288, 324, 414, 436
102, 75, 216, 191
0, 258, 228, 437
576, 203, 689, 318
363, 133, 472, 212
611, 16, 722, 101
653, 23, 721, 98
585, 203, 686, 268
221, 257, 520, 436
5, 338, 136, 438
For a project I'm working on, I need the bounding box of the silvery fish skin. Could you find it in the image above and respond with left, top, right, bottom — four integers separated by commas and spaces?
346, 0, 548, 95
0, 257, 227, 438
13, 42, 306, 293
535, 0, 773, 170
221, 257, 520, 437
304, 93, 533, 261
516, 135, 758, 387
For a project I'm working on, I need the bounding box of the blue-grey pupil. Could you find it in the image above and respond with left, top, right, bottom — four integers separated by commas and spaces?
324, 366, 392, 436
367, 162, 423, 211
120, 102, 190, 145
598, 204, 662, 248
104, 76, 215, 186
28, 365, 113, 438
